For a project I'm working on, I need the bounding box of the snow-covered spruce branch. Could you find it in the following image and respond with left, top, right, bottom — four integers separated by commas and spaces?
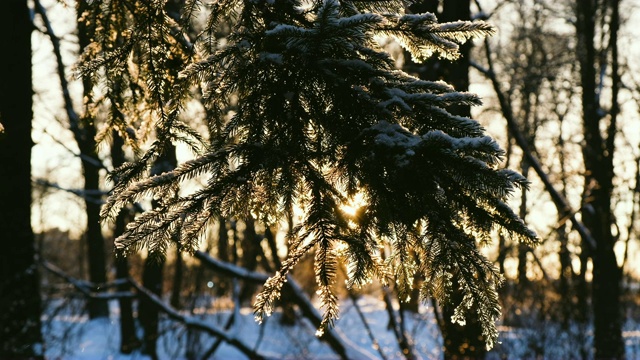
103, 149, 224, 223
380, 13, 495, 62
85, 0, 538, 351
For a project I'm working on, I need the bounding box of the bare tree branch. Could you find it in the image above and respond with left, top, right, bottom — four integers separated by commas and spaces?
193, 250, 378, 360
381, 287, 416, 360
127, 278, 266, 360
470, 47, 597, 251
40, 127, 108, 171
32, 0, 81, 138
33, 178, 106, 204
39, 257, 134, 300
348, 292, 388, 360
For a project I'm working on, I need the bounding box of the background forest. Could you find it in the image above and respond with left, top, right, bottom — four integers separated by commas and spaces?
1, 0, 639, 359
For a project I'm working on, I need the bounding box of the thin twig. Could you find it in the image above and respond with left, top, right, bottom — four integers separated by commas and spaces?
382, 287, 416, 360
40, 127, 108, 171
470, 51, 597, 251
33, 178, 107, 204
39, 257, 134, 300
349, 293, 388, 360
194, 250, 377, 360
201, 279, 241, 358
32, 0, 81, 138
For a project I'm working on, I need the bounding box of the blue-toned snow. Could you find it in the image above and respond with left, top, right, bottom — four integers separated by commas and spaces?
42, 296, 640, 359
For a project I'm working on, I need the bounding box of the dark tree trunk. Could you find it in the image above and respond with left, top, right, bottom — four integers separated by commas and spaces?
407, 1, 486, 358
517, 162, 529, 288
575, 246, 590, 323
76, 0, 109, 319
140, 146, 177, 359
496, 234, 508, 275
556, 123, 573, 328
240, 217, 260, 303
0, 1, 44, 357
216, 216, 231, 296
140, 257, 164, 360
111, 131, 141, 353
170, 244, 184, 309
575, 0, 624, 358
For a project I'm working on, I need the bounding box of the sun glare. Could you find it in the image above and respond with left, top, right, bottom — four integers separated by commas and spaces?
340, 192, 367, 218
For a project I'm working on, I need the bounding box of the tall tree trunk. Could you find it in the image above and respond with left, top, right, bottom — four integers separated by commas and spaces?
556, 128, 573, 328
140, 145, 177, 359
111, 131, 141, 353
216, 216, 231, 296
517, 162, 530, 288
170, 244, 184, 309
140, 256, 164, 360
575, 0, 624, 358
76, 0, 109, 319
407, 1, 486, 358
0, 1, 44, 357
240, 217, 260, 303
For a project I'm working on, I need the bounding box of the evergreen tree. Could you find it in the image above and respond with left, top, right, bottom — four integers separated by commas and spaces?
81, 0, 538, 349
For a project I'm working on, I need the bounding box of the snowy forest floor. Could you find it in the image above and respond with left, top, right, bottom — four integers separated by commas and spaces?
42, 296, 640, 360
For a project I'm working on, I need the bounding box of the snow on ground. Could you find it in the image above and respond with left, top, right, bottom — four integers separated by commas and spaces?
42, 296, 640, 359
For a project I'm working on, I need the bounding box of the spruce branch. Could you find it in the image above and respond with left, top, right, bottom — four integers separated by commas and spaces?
84, 0, 538, 348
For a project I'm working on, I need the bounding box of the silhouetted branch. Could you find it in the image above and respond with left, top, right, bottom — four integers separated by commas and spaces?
40, 127, 108, 171
32, 0, 81, 138
39, 257, 134, 299
349, 293, 388, 360
194, 250, 377, 360
33, 178, 106, 204
382, 287, 416, 360
471, 50, 597, 251
128, 278, 266, 360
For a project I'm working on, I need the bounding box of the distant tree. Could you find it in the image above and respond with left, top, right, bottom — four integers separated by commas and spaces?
474, 0, 628, 357
0, 0, 44, 357
111, 132, 141, 353
139, 145, 176, 359
81, 0, 537, 349
75, 0, 110, 319
33, 0, 110, 318
575, 0, 624, 357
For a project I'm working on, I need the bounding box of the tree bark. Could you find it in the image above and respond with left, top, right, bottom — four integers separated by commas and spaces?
575, 0, 624, 358
239, 217, 260, 303
216, 216, 231, 296
111, 131, 141, 353
140, 146, 177, 359
517, 162, 530, 288
170, 244, 184, 309
0, 1, 44, 357
76, 0, 109, 319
